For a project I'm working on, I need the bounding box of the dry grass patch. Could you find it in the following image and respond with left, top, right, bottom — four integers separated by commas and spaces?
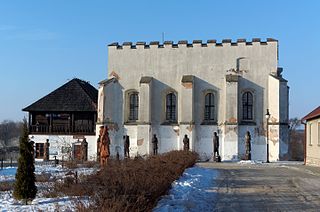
52, 150, 198, 211
0, 181, 14, 191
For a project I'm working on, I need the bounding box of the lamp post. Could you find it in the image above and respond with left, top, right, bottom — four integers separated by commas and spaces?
265, 109, 270, 163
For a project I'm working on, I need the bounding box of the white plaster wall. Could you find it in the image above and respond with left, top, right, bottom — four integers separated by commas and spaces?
268, 75, 280, 123
29, 134, 96, 161
152, 125, 179, 153
139, 83, 151, 123
306, 119, 320, 166
238, 126, 266, 161
124, 125, 138, 157
194, 125, 218, 161
268, 125, 280, 161
97, 39, 288, 160
108, 41, 278, 127
179, 124, 194, 151
222, 126, 238, 160
137, 125, 151, 156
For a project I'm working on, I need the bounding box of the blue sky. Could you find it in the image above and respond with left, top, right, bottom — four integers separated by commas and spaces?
0, 0, 319, 121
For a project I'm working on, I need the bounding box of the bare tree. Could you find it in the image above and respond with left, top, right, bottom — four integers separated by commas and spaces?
0, 120, 22, 146
289, 117, 301, 132
288, 117, 304, 161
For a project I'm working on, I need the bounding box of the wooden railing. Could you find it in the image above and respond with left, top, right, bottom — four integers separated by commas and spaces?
30, 124, 95, 135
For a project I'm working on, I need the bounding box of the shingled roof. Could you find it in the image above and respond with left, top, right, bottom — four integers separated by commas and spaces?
302, 106, 320, 122
23, 78, 98, 112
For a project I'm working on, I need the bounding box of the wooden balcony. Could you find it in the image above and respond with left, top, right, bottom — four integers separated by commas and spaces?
29, 124, 95, 135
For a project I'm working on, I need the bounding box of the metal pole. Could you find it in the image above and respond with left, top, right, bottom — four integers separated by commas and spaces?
267, 118, 270, 163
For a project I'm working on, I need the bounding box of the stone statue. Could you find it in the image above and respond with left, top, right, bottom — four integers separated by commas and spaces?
152, 134, 158, 155
100, 126, 110, 167
97, 126, 104, 162
81, 138, 88, 161
245, 131, 251, 160
183, 134, 190, 151
124, 135, 130, 158
213, 132, 221, 162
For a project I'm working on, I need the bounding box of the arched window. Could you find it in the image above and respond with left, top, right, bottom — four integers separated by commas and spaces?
166, 93, 176, 122
204, 93, 215, 121
129, 93, 139, 121
242, 92, 253, 120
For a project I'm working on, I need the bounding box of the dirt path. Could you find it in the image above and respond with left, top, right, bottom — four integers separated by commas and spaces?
198, 162, 320, 212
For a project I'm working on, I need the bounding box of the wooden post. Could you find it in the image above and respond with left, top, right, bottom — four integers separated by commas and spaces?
93, 112, 97, 133
49, 114, 53, 133
71, 113, 75, 133
28, 113, 31, 133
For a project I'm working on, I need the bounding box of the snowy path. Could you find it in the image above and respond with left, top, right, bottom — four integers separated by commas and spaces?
154, 166, 218, 212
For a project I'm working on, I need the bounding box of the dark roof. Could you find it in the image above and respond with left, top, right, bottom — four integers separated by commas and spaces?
302, 106, 320, 121
23, 78, 98, 112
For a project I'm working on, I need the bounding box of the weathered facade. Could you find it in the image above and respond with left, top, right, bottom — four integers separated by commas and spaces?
23, 78, 98, 161
98, 38, 289, 161
302, 106, 320, 166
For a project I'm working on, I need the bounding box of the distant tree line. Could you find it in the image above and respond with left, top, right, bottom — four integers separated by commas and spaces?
289, 117, 304, 161
0, 120, 22, 146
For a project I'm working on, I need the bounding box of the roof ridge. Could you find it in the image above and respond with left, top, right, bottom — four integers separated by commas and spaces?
22, 80, 71, 111
302, 106, 320, 121
22, 78, 98, 112
73, 78, 97, 103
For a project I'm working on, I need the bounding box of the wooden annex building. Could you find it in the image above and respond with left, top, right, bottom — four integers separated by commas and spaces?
23, 78, 98, 161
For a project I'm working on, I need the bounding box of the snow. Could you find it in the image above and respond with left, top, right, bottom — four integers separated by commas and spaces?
154, 166, 218, 212
0, 192, 87, 212
0, 164, 96, 211
0, 165, 96, 182
1, 164, 220, 211
237, 160, 264, 165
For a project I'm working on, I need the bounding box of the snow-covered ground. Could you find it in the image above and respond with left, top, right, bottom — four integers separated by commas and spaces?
1, 164, 220, 211
0, 165, 96, 211
154, 166, 218, 212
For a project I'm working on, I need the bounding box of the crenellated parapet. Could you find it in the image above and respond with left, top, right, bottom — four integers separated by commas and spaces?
108, 38, 277, 49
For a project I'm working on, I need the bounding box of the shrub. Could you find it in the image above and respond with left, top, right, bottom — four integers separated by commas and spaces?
53, 150, 198, 211
13, 119, 37, 204
0, 181, 14, 191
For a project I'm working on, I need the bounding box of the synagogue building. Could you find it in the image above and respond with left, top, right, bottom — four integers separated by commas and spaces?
97, 38, 289, 161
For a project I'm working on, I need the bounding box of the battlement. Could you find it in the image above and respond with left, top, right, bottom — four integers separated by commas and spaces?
108, 38, 277, 49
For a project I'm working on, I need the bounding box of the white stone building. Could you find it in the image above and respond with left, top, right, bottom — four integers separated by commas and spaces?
97, 38, 289, 161
302, 106, 320, 166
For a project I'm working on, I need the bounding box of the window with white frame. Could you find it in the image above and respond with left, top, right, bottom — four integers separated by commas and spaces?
204, 93, 215, 121
128, 92, 139, 121
166, 92, 177, 122
242, 91, 253, 121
